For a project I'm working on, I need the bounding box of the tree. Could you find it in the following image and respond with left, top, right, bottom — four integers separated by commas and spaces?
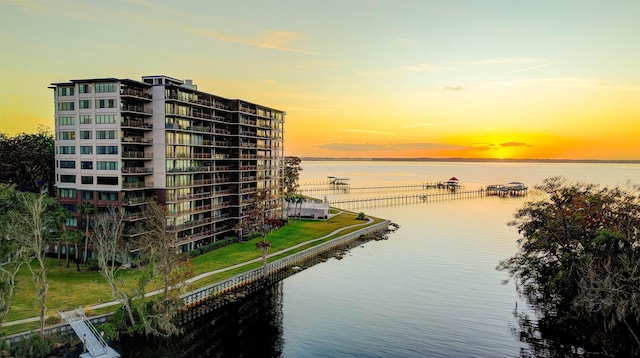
0, 127, 55, 195
92, 207, 137, 329
79, 201, 97, 265
136, 200, 191, 337
248, 189, 272, 279
0, 185, 27, 323
5, 192, 62, 336
498, 177, 640, 356
283, 156, 302, 195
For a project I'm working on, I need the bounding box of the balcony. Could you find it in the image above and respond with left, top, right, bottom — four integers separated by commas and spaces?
122, 181, 149, 189
122, 136, 152, 144
121, 104, 152, 115
122, 119, 153, 130
121, 166, 153, 174
122, 151, 152, 159
120, 88, 152, 100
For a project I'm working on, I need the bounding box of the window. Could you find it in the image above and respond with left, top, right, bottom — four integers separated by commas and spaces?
97, 177, 118, 185
57, 87, 74, 96
96, 161, 117, 170
96, 83, 116, 93
80, 131, 92, 139
60, 175, 76, 183
59, 131, 75, 140
96, 114, 116, 124
59, 160, 75, 169
80, 115, 92, 124
81, 176, 93, 184
65, 217, 78, 227
57, 102, 75, 111
79, 84, 91, 94
59, 146, 75, 154
95, 99, 116, 109
98, 192, 118, 201
81, 191, 93, 200
58, 188, 77, 198
79, 100, 91, 109
96, 130, 116, 139
81, 161, 93, 169
96, 146, 118, 155
80, 146, 93, 154
58, 116, 75, 126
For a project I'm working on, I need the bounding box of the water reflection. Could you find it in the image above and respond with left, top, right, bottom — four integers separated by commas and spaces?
112, 283, 284, 358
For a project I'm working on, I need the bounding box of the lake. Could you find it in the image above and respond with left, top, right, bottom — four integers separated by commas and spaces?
116, 160, 640, 357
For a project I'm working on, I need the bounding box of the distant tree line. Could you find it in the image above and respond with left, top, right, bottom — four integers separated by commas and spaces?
499, 177, 640, 357
0, 128, 55, 196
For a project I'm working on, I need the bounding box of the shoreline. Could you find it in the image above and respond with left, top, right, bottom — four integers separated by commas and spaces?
300, 157, 640, 164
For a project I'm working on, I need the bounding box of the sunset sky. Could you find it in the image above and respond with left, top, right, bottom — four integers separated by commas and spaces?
1, 0, 638, 160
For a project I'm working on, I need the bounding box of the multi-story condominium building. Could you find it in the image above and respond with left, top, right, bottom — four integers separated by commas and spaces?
51, 75, 285, 253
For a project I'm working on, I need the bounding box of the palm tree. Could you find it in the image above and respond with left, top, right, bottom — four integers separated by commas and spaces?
78, 201, 96, 265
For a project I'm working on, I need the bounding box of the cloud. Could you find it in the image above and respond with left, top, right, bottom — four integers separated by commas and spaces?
500, 142, 531, 148
443, 85, 463, 91
506, 63, 551, 74
454, 57, 549, 65
316, 142, 467, 152
358, 62, 449, 77
339, 129, 398, 136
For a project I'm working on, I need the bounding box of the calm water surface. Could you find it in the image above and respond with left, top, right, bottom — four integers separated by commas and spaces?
280, 161, 640, 358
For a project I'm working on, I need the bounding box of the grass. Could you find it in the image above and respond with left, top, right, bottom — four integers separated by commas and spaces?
1, 211, 382, 335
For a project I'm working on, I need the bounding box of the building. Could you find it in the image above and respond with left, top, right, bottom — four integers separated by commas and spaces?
51, 75, 285, 253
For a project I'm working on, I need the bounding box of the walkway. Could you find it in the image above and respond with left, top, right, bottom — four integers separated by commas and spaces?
1, 212, 373, 327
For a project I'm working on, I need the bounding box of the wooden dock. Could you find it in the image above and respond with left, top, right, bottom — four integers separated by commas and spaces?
326, 189, 488, 209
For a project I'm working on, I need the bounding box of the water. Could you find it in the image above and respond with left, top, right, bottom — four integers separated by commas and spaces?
280, 160, 640, 358
116, 160, 640, 357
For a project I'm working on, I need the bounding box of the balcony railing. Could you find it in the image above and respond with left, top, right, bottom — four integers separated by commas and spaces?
122, 136, 152, 144
121, 166, 153, 174
122, 151, 152, 159
120, 88, 152, 99
122, 181, 149, 189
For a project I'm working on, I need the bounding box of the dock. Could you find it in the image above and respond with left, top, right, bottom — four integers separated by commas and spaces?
59, 308, 120, 358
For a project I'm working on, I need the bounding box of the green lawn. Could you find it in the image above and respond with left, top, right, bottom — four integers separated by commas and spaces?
1, 211, 382, 335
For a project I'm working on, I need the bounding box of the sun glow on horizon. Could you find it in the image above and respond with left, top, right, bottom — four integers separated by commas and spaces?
1, 1, 638, 160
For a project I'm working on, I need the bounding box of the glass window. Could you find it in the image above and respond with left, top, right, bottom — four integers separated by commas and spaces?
58, 131, 76, 140
59, 160, 75, 169
96, 83, 117, 93
97, 177, 118, 185
57, 102, 75, 111
95, 99, 116, 109
79, 84, 91, 94
57, 116, 75, 126
57, 87, 74, 96
81, 161, 93, 169
80, 115, 92, 124
80, 131, 92, 139
96, 161, 118, 170
59, 146, 75, 154
58, 188, 77, 198
96, 146, 118, 155
96, 130, 116, 139
80, 145, 93, 154
79, 100, 91, 109
81, 176, 93, 184
81, 191, 93, 200
98, 191, 118, 201
96, 114, 116, 124
60, 175, 76, 183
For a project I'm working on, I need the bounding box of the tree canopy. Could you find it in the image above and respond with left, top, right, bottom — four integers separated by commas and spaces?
284, 156, 302, 195
498, 177, 640, 356
0, 128, 55, 195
